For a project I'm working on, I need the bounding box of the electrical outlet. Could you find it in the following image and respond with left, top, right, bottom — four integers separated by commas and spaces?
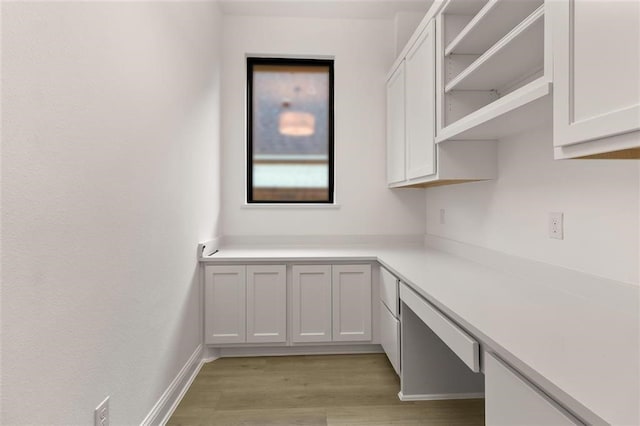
549, 212, 563, 240
439, 208, 446, 225
95, 397, 109, 426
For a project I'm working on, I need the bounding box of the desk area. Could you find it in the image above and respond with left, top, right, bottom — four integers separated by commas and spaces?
201, 237, 639, 425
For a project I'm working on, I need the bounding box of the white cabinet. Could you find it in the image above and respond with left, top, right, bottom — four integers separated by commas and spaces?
485, 352, 580, 425
246, 265, 287, 343
205, 264, 286, 345
204, 265, 246, 344
405, 24, 436, 179
379, 300, 400, 375
551, 0, 640, 159
292, 265, 332, 343
292, 264, 372, 343
332, 265, 372, 342
386, 62, 406, 185
386, 17, 497, 189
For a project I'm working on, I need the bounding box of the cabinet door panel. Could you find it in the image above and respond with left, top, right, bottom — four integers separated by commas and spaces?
405, 20, 436, 179
246, 265, 286, 343
332, 264, 372, 342
485, 352, 580, 425
380, 301, 400, 376
204, 265, 246, 344
552, 0, 640, 147
387, 62, 406, 185
292, 265, 332, 343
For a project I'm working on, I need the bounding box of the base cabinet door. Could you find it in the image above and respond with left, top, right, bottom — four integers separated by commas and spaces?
204, 265, 246, 344
292, 265, 332, 343
246, 265, 287, 343
485, 352, 580, 425
379, 300, 400, 375
332, 264, 372, 342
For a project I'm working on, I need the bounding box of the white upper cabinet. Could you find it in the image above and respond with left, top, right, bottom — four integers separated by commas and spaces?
246, 265, 287, 343
332, 264, 372, 342
204, 265, 246, 344
551, 0, 640, 159
386, 61, 406, 185
405, 23, 436, 179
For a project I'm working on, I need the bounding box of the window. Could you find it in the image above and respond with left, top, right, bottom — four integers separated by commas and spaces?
247, 57, 334, 203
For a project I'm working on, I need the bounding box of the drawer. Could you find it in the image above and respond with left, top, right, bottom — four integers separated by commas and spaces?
485, 352, 581, 425
399, 283, 480, 372
380, 267, 399, 316
379, 300, 400, 376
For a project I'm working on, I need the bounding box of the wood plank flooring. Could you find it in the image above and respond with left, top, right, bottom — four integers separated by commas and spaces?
167, 354, 485, 425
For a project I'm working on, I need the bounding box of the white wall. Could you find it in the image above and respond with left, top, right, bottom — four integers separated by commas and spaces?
425, 126, 639, 284
1, 2, 222, 423
221, 15, 425, 237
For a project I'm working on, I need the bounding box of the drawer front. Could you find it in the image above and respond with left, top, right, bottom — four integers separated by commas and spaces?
380, 267, 399, 316
379, 300, 400, 376
399, 283, 480, 372
485, 352, 581, 425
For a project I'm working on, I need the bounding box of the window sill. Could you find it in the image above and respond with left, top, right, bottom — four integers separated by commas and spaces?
241, 203, 341, 210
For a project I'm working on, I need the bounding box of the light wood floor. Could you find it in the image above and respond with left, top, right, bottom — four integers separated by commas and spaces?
167, 353, 485, 425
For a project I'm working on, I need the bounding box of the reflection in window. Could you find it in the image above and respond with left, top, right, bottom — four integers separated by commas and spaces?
247, 58, 334, 203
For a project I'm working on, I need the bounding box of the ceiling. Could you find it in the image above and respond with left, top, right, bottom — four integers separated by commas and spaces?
218, 0, 433, 20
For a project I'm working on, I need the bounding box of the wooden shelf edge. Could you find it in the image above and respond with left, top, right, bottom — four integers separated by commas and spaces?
445, 4, 544, 93
436, 78, 551, 143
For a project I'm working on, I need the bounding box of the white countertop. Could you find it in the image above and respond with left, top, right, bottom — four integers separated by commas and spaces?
201, 242, 639, 425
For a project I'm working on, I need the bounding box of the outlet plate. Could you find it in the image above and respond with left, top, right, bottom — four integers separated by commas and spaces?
95, 396, 109, 426
549, 212, 563, 240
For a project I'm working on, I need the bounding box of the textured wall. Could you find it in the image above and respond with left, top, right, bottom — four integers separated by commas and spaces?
1, 2, 222, 423
220, 15, 426, 237
425, 125, 639, 284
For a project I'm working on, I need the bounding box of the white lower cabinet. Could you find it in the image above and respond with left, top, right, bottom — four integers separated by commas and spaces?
291, 265, 333, 343
204, 264, 286, 345
485, 352, 581, 425
379, 300, 400, 375
292, 264, 372, 343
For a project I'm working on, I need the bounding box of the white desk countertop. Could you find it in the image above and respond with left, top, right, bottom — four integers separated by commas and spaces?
201, 243, 639, 426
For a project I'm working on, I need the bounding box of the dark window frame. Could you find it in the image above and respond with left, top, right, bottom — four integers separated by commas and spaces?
246, 57, 335, 204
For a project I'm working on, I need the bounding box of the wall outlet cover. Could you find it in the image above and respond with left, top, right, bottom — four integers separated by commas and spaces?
549, 212, 564, 240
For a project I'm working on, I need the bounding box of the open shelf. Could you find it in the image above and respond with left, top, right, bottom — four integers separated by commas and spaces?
445, 0, 543, 56
445, 5, 544, 93
437, 78, 551, 142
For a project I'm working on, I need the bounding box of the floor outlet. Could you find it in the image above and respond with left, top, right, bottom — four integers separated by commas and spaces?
95, 396, 109, 426
549, 212, 564, 240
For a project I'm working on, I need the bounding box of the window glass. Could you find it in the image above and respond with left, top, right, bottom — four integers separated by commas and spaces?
247, 58, 334, 203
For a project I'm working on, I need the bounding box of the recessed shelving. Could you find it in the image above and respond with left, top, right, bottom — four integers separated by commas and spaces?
445, 5, 544, 93
445, 0, 543, 56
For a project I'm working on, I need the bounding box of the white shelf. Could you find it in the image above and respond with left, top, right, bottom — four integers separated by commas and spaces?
445, 5, 544, 93
437, 78, 551, 142
443, 0, 488, 16
445, 0, 543, 56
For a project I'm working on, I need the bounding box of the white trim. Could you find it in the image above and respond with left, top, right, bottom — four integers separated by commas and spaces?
213, 344, 383, 358
141, 344, 204, 426
397, 391, 485, 401
241, 203, 341, 210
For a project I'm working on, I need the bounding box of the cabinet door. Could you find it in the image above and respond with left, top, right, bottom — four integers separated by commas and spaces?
380, 301, 400, 376
485, 352, 580, 425
204, 265, 246, 344
386, 61, 406, 185
405, 20, 436, 179
552, 0, 640, 147
246, 265, 286, 343
292, 265, 332, 343
332, 264, 372, 342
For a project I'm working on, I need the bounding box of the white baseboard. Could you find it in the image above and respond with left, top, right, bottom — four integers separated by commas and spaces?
214, 344, 383, 358
141, 344, 204, 426
397, 391, 484, 401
